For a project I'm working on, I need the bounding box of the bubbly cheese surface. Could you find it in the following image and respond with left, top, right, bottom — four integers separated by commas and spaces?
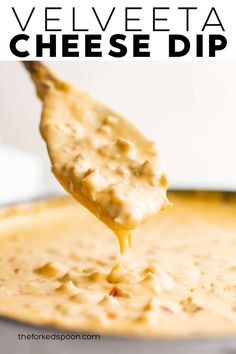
0, 192, 236, 337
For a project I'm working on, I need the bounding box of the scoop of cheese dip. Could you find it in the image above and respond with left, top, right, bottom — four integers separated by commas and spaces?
40, 84, 169, 251
0, 192, 236, 337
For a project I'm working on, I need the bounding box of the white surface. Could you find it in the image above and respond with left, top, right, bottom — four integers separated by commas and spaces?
0, 145, 44, 204
0, 61, 235, 198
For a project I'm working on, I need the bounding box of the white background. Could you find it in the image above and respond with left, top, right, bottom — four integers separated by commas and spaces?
0, 61, 236, 198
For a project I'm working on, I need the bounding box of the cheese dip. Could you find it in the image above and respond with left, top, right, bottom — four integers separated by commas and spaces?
0, 192, 236, 337
23, 61, 169, 253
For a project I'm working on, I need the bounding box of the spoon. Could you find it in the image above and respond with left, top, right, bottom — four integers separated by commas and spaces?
23, 61, 169, 253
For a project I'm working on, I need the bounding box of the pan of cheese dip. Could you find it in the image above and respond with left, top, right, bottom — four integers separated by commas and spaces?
0, 191, 236, 354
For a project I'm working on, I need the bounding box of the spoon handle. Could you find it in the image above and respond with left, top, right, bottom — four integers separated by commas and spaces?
22, 61, 64, 100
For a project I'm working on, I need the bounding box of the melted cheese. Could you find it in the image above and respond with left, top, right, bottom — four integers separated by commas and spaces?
0, 193, 236, 337
39, 82, 168, 253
